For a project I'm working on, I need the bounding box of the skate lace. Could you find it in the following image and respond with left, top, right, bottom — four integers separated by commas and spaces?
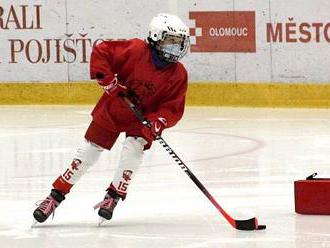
93, 198, 118, 211
35, 197, 58, 219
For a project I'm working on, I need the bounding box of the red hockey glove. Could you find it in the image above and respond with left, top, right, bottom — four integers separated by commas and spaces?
142, 117, 168, 142
97, 74, 127, 97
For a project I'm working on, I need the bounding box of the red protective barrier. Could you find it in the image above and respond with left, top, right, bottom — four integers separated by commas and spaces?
295, 173, 330, 215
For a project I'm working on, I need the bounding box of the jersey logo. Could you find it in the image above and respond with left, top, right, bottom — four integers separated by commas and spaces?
158, 117, 168, 127
71, 159, 82, 171
122, 170, 133, 181
143, 82, 156, 95
130, 81, 157, 105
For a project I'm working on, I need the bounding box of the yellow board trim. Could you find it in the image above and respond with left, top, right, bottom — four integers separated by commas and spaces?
1, 82, 330, 107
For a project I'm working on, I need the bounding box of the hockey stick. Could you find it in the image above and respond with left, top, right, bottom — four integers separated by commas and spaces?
120, 95, 266, 231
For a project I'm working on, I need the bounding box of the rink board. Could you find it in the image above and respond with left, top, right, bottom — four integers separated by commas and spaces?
1, 1, 330, 84
1, 82, 330, 107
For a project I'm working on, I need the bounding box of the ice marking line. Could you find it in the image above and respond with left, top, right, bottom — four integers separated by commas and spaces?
9, 128, 264, 179
74, 110, 91, 115
171, 129, 265, 163
298, 232, 330, 237
208, 118, 330, 121
176, 239, 292, 248
74, 232, 288, 242
0, 126, 86, 138
0, 130, 65, 138
14, 148, 72, 154
0, 124, 87, 129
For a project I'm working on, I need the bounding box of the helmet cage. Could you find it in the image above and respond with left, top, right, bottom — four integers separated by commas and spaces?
153, 32, 190, 63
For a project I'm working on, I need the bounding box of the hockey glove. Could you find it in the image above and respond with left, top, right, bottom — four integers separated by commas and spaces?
96, 74, 127, 97
142, 117, 167, 142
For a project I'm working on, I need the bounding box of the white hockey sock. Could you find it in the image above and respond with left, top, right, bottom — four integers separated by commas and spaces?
53, 139, 103, 193
110, 137, 147, 197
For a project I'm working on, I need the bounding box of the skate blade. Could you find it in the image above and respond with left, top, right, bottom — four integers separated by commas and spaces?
98, 217, 107, 227
31, 219, 38, 228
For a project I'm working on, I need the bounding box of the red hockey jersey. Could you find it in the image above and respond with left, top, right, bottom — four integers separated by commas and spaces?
89, 38, 188, 133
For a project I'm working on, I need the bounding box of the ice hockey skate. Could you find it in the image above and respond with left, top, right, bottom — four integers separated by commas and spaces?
32, 189, 65, 225
93, 188, 121, 226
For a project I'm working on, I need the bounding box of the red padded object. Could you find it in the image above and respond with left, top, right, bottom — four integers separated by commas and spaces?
295, 173, 330, 215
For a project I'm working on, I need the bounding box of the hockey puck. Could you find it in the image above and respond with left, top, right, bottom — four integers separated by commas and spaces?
257, 225, 266, 230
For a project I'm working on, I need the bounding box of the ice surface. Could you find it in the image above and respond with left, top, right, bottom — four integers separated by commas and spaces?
1, 106, 330, 248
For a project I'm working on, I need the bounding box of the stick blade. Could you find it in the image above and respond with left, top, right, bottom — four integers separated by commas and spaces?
235, 218, 266, 231
257, 225, 267, 230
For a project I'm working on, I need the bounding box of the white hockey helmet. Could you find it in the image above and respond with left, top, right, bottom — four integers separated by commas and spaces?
148, 13, 190, 63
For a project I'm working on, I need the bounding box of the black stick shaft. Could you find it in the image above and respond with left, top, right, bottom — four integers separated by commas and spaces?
121, 95, 263, 230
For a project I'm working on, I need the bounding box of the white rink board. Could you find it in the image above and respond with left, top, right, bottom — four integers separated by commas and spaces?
0, 0, 329, 83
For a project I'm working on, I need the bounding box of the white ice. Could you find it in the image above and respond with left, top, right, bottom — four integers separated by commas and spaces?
1, 106, 330, 248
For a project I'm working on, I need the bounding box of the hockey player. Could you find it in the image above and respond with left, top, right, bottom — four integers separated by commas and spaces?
33, 13, 190, 224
